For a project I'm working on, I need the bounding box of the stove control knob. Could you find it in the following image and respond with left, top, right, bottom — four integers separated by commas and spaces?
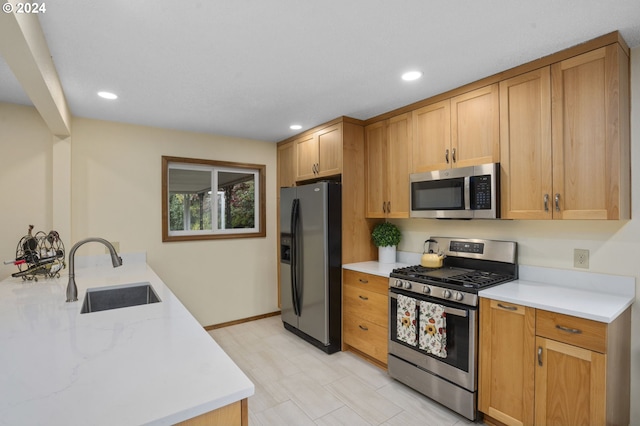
403, 281, 412, 290
422, 286, 431, 295
443, 290, 452, 299
454, 292, 464, 301
394, 279, 403, 288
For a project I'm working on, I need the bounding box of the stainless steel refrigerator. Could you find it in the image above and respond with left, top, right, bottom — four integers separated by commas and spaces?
280, 181, 341, 353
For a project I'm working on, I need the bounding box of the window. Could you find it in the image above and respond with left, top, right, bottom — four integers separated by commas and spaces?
162, 156, 266, 241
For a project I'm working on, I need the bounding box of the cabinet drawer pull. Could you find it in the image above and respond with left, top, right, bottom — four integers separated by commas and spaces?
452, 147, 456, 163
497, 303, 517, 311
359, 325, 368, 331
358, 295, 369, 301
537, 346, 543, 366
555, 324, 582, 334
555, 193, 561, 212
445, 149, 450, 163
358, 278, 369, 284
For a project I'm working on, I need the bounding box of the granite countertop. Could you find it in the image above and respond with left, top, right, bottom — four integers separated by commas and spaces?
0, 253, 253, 425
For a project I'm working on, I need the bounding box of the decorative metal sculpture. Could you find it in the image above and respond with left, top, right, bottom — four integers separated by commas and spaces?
4, 225, 66, 281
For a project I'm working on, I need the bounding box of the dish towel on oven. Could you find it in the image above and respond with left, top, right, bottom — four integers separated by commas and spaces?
396, 294, 417, 346
419, 301, 447, 358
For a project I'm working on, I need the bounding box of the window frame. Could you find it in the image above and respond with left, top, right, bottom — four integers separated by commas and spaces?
162, 155, 266, 242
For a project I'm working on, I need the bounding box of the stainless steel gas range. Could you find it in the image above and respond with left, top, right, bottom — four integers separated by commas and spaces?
388, 237, 517, 421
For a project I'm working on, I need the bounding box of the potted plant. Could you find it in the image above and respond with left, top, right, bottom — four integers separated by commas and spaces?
371, 221, 401, 264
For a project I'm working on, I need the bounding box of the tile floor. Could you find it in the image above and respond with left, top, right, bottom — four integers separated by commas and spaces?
208, 316, 476, 426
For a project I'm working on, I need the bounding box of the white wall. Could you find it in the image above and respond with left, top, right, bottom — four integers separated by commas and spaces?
390, 46, 640, 424
0, 103, 53, 273
68, 117, 279, 326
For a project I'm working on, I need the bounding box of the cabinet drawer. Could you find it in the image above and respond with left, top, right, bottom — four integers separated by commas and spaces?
343, 285, 388, 327
343, 269, 388, 295
343, 314, 388, 364
536, 310, 607, 353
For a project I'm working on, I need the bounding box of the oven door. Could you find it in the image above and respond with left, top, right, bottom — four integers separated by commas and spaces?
389, 289, 477, 391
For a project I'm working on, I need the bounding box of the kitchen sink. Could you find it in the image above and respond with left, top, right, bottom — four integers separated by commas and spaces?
80, 282, 161, 314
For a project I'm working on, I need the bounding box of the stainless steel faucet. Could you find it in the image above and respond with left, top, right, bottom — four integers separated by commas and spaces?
66, 238, 123, 302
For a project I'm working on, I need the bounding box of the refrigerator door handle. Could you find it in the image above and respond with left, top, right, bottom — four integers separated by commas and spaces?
290, 198, 300, 316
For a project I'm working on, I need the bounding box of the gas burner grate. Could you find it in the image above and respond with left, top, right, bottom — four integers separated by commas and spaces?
391, 266, 515, 289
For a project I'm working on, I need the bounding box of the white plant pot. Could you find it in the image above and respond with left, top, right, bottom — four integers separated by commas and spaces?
378, 245, 397, 264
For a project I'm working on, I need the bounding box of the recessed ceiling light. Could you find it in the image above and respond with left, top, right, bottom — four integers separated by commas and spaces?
290, 124, 302, 130
401, 71, 423, 81
97, 91, 118, 100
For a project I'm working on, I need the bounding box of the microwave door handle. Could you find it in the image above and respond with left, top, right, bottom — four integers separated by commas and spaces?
464, 176, 471, 211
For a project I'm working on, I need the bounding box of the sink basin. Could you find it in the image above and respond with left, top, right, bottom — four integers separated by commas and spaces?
81, 282, 161, 314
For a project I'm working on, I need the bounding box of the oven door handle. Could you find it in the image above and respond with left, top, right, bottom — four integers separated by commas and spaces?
389, 292, 468, 318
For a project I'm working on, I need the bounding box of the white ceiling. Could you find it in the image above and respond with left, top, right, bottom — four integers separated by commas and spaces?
1, 0, 640, 142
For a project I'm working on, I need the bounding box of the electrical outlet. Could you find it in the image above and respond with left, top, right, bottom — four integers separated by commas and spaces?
105, 241, 120, 254
574, 248, 589, 269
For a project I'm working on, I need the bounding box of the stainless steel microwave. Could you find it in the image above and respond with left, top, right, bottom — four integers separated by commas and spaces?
410, 163, 500, 219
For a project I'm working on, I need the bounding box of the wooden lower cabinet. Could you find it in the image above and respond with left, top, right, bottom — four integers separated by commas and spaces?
342, 269, 388, 366
479, 299, 535, 426
177, 398, 248, 426
479, 299, 631, 426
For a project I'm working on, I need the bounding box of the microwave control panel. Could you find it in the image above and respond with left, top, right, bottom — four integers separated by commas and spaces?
470, 175, 492, 210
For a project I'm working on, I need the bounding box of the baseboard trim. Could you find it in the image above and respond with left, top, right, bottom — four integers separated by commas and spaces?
204, 311, 281, 330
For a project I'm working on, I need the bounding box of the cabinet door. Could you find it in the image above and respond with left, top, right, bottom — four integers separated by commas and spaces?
365, 121, 387, 218
451, 84, 500, 168
316, 123, 342, 177
535, 337, 606, 426
277, 141, 296, 188
295, 133, 318, 181
479, 299, 535, 426
551, 45, 628, 219
386, 113, 411, 218
412, 100, 451, 173
500, 68, 552, 219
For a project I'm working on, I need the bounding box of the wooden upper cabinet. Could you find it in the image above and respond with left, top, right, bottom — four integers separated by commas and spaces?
277, 141, 296, 188
412, 100, 451, 173
386, 113, 411, 218
316, 123, 342, 176
500, 67, 553, 219
365, 121, 386, 218
551, 45, 630, 219
294, 123, 343, 181
450, 83, 500, 168
295, 133, 319, 181
501, 44, 630, 220
412, 84, 499, 173
365, 113, 411, 218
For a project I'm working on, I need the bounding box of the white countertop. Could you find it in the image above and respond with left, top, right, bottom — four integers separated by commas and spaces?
0, 253, 254, 426
342, 261, 408, 277
479, 265, 636, 323
344, 259, 635, 323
